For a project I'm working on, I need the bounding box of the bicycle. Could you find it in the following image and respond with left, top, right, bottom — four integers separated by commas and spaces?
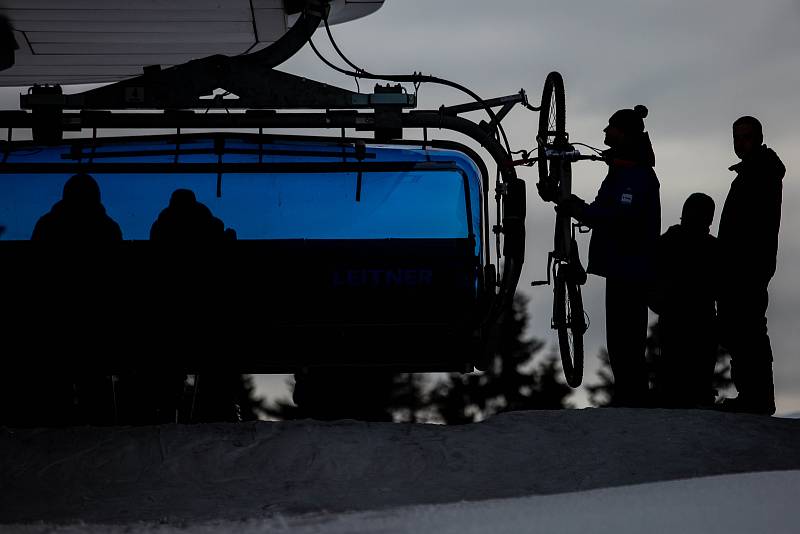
527, 72, 604, 388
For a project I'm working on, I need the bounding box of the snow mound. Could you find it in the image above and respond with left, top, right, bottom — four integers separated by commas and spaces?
11, 471, 799, 534
2, 408, 799, 525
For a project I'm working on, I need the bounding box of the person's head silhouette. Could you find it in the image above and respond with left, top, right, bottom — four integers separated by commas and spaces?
62, 173, 102, 207
168, 188, 197, 210
31, 173, 122, 241
604, 105, 648, 147
732, 115, 763, 160
603, 105, 655, 167
150, 188, 226, 241
680, 192, 715, 234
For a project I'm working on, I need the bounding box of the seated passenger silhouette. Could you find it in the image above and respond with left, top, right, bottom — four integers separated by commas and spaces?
31, 173, 122, 241
650, 193, 719, 408
150, 188, 225, 241
144, 188, 237, 423
22, 173, 122, 426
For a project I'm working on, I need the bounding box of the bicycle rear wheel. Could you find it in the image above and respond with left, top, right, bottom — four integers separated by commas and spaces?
553, 264, 585, 388
537, 71, 567, 183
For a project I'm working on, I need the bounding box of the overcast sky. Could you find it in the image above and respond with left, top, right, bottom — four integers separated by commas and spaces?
274, 0, 800, 412
2, 0, 797, 413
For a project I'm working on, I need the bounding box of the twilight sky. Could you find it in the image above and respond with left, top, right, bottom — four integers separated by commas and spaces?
1, 0, 797, 412
274, 0, 800, 412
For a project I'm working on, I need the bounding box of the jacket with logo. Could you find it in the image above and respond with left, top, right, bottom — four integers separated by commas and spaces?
579, 150, 661, 281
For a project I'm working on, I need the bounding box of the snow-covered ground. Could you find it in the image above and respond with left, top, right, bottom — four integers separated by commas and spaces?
3, 409, 800, 533
9, 470, 798, 534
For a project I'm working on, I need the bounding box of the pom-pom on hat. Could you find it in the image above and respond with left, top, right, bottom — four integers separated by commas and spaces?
606, 105, 649, 135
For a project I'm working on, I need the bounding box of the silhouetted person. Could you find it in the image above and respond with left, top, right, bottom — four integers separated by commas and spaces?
31, 173, 122, 242
717, 116, 785, 415
150, 188, 225, 241
650, 193, 718, 407
18, 173, 122, 426
558, 105, 661, 407
135, 188, 235, 423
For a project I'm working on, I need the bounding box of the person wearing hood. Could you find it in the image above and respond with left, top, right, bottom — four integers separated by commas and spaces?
27, 173, 122, 425
31, 173, 122, 242
717, 116, 785, 416
149, 188, 226, 242
650, 193, 719, 408
557, 105, 661, 407
142, 188, 234, 423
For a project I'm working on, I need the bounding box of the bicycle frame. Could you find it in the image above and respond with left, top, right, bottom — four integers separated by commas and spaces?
553, 147, 574, 263
531, 141, 577, 287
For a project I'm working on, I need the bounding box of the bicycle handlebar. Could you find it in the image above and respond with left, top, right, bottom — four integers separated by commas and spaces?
512, 148, 604, 167
542, 148, 604, 162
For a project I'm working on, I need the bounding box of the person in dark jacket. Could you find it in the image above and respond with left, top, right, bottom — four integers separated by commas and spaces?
650, 193, 719, 408
27, 173, 122, 425
139, 188, 234, 423
716, 116, 785, 415
31, 173, 122, 242
558, 105, 661, 407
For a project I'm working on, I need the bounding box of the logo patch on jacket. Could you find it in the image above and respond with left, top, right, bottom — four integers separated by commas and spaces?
621, 193, 633, 204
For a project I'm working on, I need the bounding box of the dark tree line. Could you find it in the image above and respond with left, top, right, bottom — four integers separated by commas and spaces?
422, 294, 572, 423
0, 292, 566, 427
264, 294, 573, 423
3, 294, 734, 427
0, 372, 270, 427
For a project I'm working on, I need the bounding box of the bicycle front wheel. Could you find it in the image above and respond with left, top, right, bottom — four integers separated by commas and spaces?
553, 265, 585, 388
537, 71, 567, 183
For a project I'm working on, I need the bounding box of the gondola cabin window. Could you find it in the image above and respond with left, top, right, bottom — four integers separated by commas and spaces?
0, 136, 482, 253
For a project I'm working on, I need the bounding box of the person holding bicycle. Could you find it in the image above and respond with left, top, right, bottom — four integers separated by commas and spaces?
716, 116, 785, 416
557, 105, 661, 407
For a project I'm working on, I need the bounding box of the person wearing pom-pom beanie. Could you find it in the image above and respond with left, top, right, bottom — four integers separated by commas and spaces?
557, 105, 661, 407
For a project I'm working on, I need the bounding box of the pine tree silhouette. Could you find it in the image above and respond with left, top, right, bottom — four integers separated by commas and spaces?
182, 373, 268, 423
425, 294, 572, 423
234, 374, 269, 421
388, 373, 430, 423
262, 377, 304, 421
264, 294, 571, 423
